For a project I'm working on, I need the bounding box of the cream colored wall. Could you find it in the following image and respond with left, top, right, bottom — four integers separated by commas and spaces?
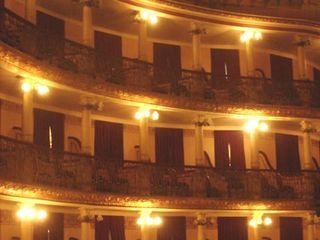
253, 51, 271, 78
65, 21, 83, 44
123, 124, 140, 161
123, 38, 138, 59
201, 47, 211, 72
5, 0, 24, 17
181, 45, 193, 70
64, 115, 82, 152
257, 132, 277, 169
0, 101, 21, 138
184, 129, 195, 166
239, 49, 247, 76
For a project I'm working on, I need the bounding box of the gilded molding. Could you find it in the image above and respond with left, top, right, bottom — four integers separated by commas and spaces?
1, 43, 320, 119
0, 180, 315, 211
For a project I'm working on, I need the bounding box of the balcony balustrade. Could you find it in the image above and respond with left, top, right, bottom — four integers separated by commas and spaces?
1, 135, 320, 201
0, 9, 320, 108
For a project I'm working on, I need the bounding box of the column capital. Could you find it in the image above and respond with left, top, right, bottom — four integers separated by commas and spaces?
72, 0, 99, 7
194, 117, 210, 127
78, 208, 95, 223
194, 214, 214, 226
300, 120, 317, 133
81, 97, 103, 111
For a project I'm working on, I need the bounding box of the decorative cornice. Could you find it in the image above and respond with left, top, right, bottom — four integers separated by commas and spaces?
0, 180, 315, 211
1, 43, 320, 119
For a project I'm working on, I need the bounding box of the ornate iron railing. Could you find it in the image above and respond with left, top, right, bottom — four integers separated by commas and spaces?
1, 135, 319, 200
0, 8, 319, 107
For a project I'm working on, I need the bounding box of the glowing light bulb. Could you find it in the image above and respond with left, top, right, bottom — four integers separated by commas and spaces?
151, 111, 159, 121
143, 110, 150, 118
21, 82, 32, 93
249, 219, 257, 228
244, 119, 259, 133
259, 122, 269, 132
154, 216, 162, 225
37, 210, 47, 220
149, 14, 158, 25
135, 111, 142, 120
36, 84, 49, 95
263, 217, 272, 226
140, 10, 149, 21
254, 31, 262, 40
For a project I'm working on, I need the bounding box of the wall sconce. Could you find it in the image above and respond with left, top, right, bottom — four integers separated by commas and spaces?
244, 119, 268, 133
135, 10, 158, 25
137, 216, 162, 226
240, 30, 262, 43
135, 109, 159, 121
249, 215, 272, 228
16, 206, 47, 221
21, 80, 49, 95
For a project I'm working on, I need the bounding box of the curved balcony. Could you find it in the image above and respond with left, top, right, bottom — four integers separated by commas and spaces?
0, 8, 320, 113
127, 0, 320, 22
1, 134, 319, 209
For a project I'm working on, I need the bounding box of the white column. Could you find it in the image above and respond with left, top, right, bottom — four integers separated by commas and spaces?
80, 209, 93, 240
22, 91, 34, 142
306, 214, 315, 240
139, 117, 150, 161
191, 23, 202, 70
249, 131, 259, 169
83, 4, 94, 47
195, 214, 206, 240
25, 0, 36, 23
81, 105, 92, 154
138, 20, 148, 61
195, 123, 205, 166
20, 221, 33, 240
245, 40, 254, 76
300, 121, 315, 169
297, 42, 307, 80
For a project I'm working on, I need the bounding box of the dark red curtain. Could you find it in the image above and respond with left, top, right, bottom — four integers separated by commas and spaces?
94, 120, 123, 163
153, 43, 181, 85
217, 217, 248, 240
214, 131, 245, 170
270, 54, 293, 83
275, 133, 301, 172
157, 216, 186, 240
211, 49, 240, 86
95, 216, 125, 240
280, 217, 303, 240
312, 68, 320, 106
155, 128, 184, 168
36, 11, 65, 59
33, 109, 65, 151
34, 213, 64, 240
94, 31, 122, 83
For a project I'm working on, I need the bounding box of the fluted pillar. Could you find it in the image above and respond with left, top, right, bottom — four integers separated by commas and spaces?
83, 4, 94, 47
306, 213, 316, 240
297, 39, 309, 80
191, 23, 205, 70
196, 214, 205, 240
25, 0, 36, 23
300, 120, 315, 170
245, 40, 254, 76
22, 91, 34, 142
138, 20, 148, 61
139, 117, 150, 161
20, 221, 34, 240
79, 209, 93, 240
195, 122, 205, 166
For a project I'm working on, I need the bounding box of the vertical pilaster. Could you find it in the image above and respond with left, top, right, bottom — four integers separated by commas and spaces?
25, 0, 36, 23
195, 123, 205, 166
22, 91, 34, 142
81, 104, 92, 154
20, 221, 34, 240
83, 4, 94, 47
245, 40, 254, 76
249, 131, 259, 169
297, 38, 309, 80
138, 20, 148, 61
79, 209, 93, 240
306, 213, 315, 240
139, 117, 150, 161
300, 120, 315, 170
191, 23, 205, 70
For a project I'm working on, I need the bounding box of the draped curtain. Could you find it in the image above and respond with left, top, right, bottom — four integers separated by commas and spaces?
211, 49, 240, 86
155, 128, 184, 168
153, 43, 181, 85
95, 216, 125, 240
280, 217, 303, 240
33, 109, 65, 151
217, 217, 248, 240
275, 133, 301, 172
157, 216, 186, 240
214, 131, 245, 170
94, 121, 124, 164
34, 213, 64, 240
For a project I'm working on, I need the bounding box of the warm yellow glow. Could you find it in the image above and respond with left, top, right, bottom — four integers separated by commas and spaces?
135, 111, 143, 120
21, 82, 32, 93
263, 217, 272, 226
138, 10, 158, 25
35, 84, 49, 95
143, 109, 150, 118
244, 119, 259, 133
17, 207, 47, 221
137, 215, 162, 226
249, 219, 258, 228
240, 30, 262, 42
259, 122, 269, 132
151, 111, 159, 120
